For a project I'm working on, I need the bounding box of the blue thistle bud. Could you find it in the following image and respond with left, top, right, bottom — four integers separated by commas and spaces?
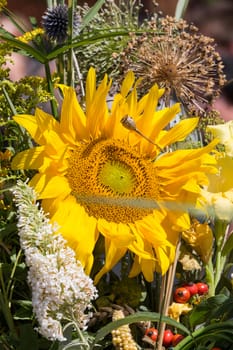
42, 4, 79, 43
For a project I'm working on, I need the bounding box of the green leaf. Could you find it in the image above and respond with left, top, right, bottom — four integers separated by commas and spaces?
13, 300, 32, 320
81, 0, 106, 30
210, 295, 233, 321
0, 31, 47, 63
46, 28, 131, 61
222, 232, 233, 256
175, 320, 233, 350
91, 311, 190, 349
189, 294, 228, 328
18, 323, 39, 350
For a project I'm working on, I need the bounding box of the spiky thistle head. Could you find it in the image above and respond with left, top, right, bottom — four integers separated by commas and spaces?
42, 4, 79, 43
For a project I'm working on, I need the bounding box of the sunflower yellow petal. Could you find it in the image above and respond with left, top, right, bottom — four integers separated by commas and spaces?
94, 239, 127, 284
98, 219, 134, 246
158, 117, 199, 147
29, 173, 70, 199
86, 75, 111, 138
120, 71, 135, 97
58, 84, 88, 141
86, 66, 96, 108
52, 200, 99, 274
11, 146, 45, 170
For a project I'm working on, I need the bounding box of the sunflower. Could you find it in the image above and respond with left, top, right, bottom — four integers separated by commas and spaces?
12, 68, 217, 283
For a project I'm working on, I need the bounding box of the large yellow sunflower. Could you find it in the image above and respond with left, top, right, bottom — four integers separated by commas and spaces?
12, 68, 217, 283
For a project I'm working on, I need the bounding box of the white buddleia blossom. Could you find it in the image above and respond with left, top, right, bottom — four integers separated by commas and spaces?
13, 180, 98, 341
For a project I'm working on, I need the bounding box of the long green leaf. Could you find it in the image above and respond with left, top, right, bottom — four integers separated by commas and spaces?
175, 320, 233, 350
80, 0, 106, 30
45, 28, 133, 60
91, 311, 190, 349
0, 32, 47, 63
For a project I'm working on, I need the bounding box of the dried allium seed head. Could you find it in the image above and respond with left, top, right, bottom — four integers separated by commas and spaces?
120, 16, 226, 116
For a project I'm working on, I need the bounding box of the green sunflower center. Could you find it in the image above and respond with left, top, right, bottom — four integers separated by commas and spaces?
66, 139, 160, 223
99, 161, 135, 194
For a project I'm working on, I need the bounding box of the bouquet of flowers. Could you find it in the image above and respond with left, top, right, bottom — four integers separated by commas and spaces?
0, 0, 233, 349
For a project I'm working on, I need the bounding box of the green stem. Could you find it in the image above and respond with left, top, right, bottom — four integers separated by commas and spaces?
214, 248, 227, 292
0, 266, 18, 338
205, 259, 215, 297
206, 220, 229, 296
67, 0, 76, 88
6, 249, 22, 304
44, 62, 58, 118
72, 320, 90, 350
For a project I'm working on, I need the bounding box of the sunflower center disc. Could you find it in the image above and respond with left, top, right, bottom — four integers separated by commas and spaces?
66, 139, 160, 223
99, 161, 135, 194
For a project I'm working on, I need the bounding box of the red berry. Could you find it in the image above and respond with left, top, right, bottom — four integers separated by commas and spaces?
162, 329, 174, 347
174, 287, 191, 303
172, 334, 185, 346
196, 282, 209, 295
211, 348, 222, 350
182, 282, 198, 296
145, 327, 158, 341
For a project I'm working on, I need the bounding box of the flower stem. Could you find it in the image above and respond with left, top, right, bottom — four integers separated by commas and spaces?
156, 235, 181, 350
206, 220, 228, 296
44, 61, 58, 118
0, 266, 18, 338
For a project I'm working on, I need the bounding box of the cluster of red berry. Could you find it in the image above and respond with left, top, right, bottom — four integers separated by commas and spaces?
145, 327, 184, 347
144, 282, 210, 348
173, 282, 209, 303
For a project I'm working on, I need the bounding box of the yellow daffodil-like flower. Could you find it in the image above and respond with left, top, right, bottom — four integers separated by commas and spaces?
12, 68, 217, 283
182, 219, 213, 264
168, 302, 192, 322
201, 154, 233, 222
204, 122, 233, 222
207, 121, 233, 157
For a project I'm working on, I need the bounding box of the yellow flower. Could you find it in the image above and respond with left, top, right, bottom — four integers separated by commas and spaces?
182, 219, 213, 264
12, 68, 217, 283
205, 122, 233, 221
207, 121, 233, 157
0, 0, 7, 11
201, 154, 233, 222
16, 28, 45, 44
168, 302, 192, 322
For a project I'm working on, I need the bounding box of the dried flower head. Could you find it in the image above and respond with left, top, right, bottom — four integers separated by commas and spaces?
42, 4, 79, 43
179, 253, 201, 271
13, 180, 98, 341
121, 16, 226, 116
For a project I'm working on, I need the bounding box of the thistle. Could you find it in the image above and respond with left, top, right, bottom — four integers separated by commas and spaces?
42, 4, 79, 43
